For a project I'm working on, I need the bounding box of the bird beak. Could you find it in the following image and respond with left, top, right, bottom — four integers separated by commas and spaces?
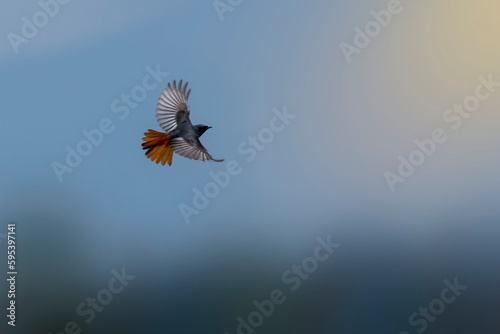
207, 126, 212, 129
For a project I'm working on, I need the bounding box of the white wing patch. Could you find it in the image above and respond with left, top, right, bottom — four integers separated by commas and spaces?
170, 137, 214, 161
155, 80, 191, 133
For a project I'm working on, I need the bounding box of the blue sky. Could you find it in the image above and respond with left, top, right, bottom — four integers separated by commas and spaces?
1, 0, 500, 333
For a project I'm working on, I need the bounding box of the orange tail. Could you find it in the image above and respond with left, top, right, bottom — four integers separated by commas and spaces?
142, 129, 173, 166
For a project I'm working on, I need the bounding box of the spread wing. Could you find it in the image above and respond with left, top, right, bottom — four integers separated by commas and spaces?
156, 80, 192, 133
170, 137, 224, 162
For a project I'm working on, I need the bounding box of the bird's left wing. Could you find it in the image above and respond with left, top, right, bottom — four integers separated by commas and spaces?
156, 80, 191, 133
170, 137, 224, 162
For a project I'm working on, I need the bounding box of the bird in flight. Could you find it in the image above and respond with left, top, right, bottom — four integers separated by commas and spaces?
142, 80, 224, 166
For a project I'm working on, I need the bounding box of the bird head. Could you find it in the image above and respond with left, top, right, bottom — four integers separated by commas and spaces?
194, 124, 212, 137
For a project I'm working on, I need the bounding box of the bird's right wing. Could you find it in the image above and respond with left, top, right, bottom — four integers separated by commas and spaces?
170, 137, 224, 162
156, 80, 192, 133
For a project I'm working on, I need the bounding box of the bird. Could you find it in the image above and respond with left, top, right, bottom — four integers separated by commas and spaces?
142, 80, 224, 166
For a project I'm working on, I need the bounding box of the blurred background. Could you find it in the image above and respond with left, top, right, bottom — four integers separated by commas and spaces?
1, 0, 499, 333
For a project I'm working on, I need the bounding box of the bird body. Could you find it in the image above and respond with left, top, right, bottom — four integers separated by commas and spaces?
142, 80, 223, 166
